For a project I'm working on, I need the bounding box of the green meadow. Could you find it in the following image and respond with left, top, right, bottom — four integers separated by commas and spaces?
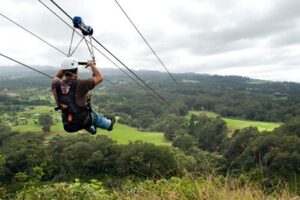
11, 106, 170, 145
99, 123, 170, 145
224, 118, 281, 132
187, 110, 281, 132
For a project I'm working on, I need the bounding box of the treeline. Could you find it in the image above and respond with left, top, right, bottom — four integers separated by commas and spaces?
0, 96, 50, 107
2, 72, 300, 127
0, 77, 50, 90
0, 125, 197, 190
176, 75, 300, 122
162, 113, 300, 188
0, 115, 299, 193
94, 73, 300, 128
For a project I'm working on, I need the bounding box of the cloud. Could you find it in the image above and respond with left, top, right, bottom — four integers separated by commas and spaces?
168, 0, 300, 55
0, 0, 300, 82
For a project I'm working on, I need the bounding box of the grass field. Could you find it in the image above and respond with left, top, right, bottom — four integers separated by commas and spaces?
11, 106, 170, 145
247, 79, 270, 84
223, 118, 281, 132
187, 110, 281, 132
182, 79, 200, 83
187, 110, 218, 118
99, 123, 170, 145
25, 106, 54, 114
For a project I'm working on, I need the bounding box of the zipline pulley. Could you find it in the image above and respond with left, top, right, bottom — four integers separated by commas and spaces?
68, 16, 95, 64
73, 16, 93, 36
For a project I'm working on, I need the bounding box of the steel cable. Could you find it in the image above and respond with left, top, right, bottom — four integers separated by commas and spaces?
46, 0, 168, 104
114, 0, 179, 87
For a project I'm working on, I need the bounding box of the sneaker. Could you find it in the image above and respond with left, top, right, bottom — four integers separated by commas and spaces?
107, 116, 116, 131
87, 125, 97, 135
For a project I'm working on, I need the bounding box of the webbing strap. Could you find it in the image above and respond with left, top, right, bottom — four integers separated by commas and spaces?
54, 80, 77, 112
89, 36, 95, 62
69, 37, 84, 56
84, 36, 95, 61
68, 28, 75, 56
54, 81, 62, 111
67, 28, 95, 62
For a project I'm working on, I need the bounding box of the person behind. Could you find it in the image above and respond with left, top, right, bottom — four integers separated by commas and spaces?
51, 57, 115, 134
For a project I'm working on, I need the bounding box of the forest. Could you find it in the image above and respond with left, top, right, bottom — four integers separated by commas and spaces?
0, 69, 299, 199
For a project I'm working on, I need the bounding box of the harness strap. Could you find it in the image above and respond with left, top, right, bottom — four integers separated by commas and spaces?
54, 80, 77, 111
54, 81, 62, 111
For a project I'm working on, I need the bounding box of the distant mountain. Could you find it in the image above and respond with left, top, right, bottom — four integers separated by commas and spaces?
1, 65, 300, 94
0, 65, 57, 79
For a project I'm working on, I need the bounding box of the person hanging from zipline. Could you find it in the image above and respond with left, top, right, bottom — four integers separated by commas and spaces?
51, 57, 115, 135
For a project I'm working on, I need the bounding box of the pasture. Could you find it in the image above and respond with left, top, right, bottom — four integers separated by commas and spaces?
187, 110, 281, 132
10, 106, 170, 145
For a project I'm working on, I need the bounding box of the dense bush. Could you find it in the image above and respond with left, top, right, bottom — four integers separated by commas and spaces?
0, 131, 196, 185
163, 113, 300, 189
16, 179, 109, 200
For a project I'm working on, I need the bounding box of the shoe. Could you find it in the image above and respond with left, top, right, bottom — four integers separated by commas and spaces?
87, 125, 97, 135
107, 116, 116, 131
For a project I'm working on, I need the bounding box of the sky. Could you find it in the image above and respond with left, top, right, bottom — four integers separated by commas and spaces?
1, 0, 300, 82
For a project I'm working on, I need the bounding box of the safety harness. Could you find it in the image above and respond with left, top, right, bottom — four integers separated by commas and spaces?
55, 80, 91, 132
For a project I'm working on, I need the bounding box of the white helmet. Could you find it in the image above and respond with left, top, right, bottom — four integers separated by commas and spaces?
61, 57, 79, 70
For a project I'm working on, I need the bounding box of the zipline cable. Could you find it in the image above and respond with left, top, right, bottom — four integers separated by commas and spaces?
46, 0, 168, 103
0, 53, 53, 79
38, 0, 147, 91
2, 6, 146, 92
0, 14, 124, 88
48, 0, 165, 101
0, 53, 118, 89
113, 0, 179, 87
91, 36, 167, 103
0, 13, 68, 57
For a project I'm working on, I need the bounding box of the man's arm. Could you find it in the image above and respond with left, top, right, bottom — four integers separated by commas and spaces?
51, 69, 63, 106
55, 69, 64, 80
86, 60, 103, 86
51, 70, 64, 105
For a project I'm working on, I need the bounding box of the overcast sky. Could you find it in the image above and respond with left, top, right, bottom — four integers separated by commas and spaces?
1, 0, 300, 82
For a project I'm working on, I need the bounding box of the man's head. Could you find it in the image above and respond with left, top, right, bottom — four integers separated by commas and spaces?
61, 57, 79, 78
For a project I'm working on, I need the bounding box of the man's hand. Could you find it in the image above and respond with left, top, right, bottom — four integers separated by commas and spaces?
55, 69, 64, 80
85, 60, 95, 68
86, 60, 103, 85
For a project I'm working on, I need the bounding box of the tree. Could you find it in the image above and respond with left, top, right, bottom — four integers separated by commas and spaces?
189, 115, 228, 152
173, 134, 196, 151
274, 117, 300, 137
224, 127, 260, 161
235, 134, 300, 177
38, 114, 53, 132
